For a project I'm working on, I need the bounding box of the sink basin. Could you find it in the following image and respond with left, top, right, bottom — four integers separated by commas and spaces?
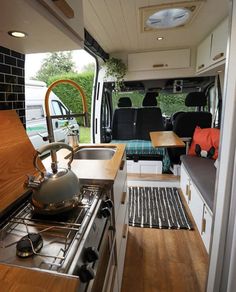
73, 147, 116, 160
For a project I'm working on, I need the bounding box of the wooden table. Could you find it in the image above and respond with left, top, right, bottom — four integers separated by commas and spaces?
150, 131, 185, 148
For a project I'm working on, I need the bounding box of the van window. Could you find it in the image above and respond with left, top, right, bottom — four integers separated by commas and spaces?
52, 100, 68, 116
26, 105, 44, 121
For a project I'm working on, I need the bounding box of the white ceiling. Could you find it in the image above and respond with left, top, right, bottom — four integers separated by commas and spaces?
0, 0, 229, 55
83, 0, 229, 54
0, 0, 83, 54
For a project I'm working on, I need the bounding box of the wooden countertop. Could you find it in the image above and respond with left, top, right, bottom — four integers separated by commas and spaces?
42, 143, 126, 185
150, 131, 185, 148
0, 264, 79, 292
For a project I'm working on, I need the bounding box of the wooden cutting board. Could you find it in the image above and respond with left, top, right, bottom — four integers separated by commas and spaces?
0, 110, 42, 215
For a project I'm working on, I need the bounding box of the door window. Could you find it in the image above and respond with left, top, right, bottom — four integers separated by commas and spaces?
26, 105, 44, 121
52, 100, 68, 116
101, 90, 112, 142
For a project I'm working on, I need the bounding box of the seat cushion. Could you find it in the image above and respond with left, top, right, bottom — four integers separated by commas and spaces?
181, 155, 216, 211
112, 139, 171, 172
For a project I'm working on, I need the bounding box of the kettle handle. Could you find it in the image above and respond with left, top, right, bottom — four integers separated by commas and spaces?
33, 142, 74, 177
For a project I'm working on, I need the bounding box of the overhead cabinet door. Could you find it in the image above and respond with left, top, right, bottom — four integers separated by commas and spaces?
196, 35, 212, 72
128, 49, 190, 71
210, 18, 228, 65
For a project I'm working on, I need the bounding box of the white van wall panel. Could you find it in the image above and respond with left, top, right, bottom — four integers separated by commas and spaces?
128, 49, 190, 72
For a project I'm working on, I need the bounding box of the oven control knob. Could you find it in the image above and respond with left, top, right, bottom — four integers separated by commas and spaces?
77, 265, 95, 283
100, 207, 111, 218
103, 199, 113, 209
84, 247, 99, 263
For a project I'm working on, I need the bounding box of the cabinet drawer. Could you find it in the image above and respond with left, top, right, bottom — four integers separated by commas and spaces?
201, 204, 213, 253
128, 49, 190, 72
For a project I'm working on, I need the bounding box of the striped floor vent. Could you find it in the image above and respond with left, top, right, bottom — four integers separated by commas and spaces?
129, 187, 193, 230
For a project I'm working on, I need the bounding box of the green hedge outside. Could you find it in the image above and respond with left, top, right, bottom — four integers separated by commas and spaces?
47, 72, 94, 126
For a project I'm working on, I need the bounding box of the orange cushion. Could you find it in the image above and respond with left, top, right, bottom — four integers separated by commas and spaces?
188, 127, 220, 160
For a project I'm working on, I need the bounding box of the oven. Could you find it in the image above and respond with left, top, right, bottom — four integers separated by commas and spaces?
0, 185, 116, 292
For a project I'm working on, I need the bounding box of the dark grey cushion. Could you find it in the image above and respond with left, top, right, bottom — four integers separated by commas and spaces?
181, 155, 216, 211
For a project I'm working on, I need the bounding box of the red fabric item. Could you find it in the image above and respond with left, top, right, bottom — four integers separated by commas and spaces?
188, 127, 220, 160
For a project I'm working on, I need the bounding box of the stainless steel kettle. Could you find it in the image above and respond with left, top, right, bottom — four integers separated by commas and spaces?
27, 142, 81, 215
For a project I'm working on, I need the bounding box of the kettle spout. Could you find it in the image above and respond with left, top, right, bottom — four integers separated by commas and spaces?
25, 175, 41, 189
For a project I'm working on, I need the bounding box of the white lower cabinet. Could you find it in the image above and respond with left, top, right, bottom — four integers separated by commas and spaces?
117, 207, 129, 290
180, 165, 189, 198
180, 165, 213, 253
127, 160, 162, 174
201, 204, 213, 253
112, 156, 128, 291
188, 183, 204, 233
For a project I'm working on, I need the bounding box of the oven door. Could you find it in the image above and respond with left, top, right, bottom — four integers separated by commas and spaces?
87, 220, 117, 292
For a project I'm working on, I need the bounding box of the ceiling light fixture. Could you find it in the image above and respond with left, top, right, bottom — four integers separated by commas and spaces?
8, 31, 28, 38
157, 36, 164, 41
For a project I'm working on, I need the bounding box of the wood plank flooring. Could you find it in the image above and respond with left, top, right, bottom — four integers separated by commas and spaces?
121, 189, 209, 292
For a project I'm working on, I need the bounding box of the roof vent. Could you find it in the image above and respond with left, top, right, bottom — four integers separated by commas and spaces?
140, 1, 205, 32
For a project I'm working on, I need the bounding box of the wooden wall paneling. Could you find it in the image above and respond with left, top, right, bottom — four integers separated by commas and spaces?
0, 110, 42, 213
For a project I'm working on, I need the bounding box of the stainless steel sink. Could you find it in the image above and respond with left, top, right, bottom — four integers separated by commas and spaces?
73, 147, 116, 160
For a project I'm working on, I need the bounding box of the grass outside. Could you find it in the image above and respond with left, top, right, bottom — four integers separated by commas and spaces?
79, 127, 91, 143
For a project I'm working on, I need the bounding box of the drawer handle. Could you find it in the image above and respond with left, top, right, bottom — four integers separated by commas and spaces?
213, 52, 224, 61
122, 224, 128, 239
121, 191, 127, 205
201, 218, 206, 234
153, 64, 168, 68
119, 160, 125, 170
198, 64, 205, 70
186, 185, 189, 196
188, 189, 191, 201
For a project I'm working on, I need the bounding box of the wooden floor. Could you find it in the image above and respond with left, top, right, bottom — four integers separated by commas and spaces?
121, 188, 209, 292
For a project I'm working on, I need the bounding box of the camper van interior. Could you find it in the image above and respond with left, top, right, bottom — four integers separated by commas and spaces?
0, 0, 236, 292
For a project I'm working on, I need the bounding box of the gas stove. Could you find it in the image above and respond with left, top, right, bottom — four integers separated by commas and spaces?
0, 185, 111, 277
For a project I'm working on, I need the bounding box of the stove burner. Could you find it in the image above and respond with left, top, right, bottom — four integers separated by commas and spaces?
16, 233, 43, 258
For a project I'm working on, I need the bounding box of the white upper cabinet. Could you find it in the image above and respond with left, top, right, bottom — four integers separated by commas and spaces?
128, 49, 190, 72
196, 35, 212, 72
196, 18, 228, 73
210, 18, 228, 65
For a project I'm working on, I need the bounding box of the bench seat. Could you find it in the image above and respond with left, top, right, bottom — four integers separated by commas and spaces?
181, 155, 216, 211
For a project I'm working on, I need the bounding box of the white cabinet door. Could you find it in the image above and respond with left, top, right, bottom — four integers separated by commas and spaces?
196, 34, 212, 72
128, 49, 190, 72
117, 207, 129, 291
180, 165, 190, 200
201, 204, 213, 253
113, 159, 127, 219
210, 18, 228, 65
188, 183, 204, 233
116, 189, 128, 254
